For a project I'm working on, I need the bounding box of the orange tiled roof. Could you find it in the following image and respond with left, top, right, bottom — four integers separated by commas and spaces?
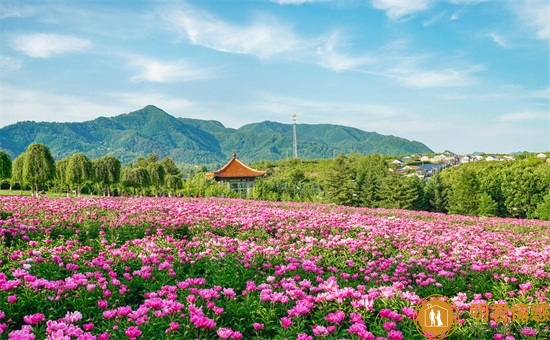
207, 153, 266, 179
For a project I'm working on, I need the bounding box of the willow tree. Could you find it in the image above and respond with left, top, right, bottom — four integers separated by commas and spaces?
22, 143, 56, 196
94, 156, 121, 196
55, 157, 71, 197
11, 153, 25, 193
148, 162, 165, 196
123, 167, 150, 196
67, 153, 93, 196
0, 151, 12, 188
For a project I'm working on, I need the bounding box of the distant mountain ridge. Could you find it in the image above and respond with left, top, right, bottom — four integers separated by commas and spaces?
1, 105, 433, 165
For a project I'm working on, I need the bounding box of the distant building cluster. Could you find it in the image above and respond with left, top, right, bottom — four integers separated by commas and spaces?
392, 152, 549, 180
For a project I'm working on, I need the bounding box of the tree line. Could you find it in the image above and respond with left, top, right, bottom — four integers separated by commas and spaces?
1, 143, 549, 220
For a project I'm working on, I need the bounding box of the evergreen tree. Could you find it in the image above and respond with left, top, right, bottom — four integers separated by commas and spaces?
446, 167, 479, 216
324, 154, 360, 206
424, 172, 448, 213
477, 192, 498, 217
22, 143, 56, 196
356, 154, 388, 208
67, 153, 93, 196
378, 174, 418, 209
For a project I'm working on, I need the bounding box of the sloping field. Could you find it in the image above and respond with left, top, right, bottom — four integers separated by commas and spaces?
1, 197, 548, 339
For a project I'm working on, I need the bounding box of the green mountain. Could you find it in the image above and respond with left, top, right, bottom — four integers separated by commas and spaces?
1, 105, 433, 165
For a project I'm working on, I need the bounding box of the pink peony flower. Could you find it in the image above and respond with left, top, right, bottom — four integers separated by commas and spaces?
253, 323, 264, 331
217, 327, 234, 339
124, 326, 142, 339
280, 317, 292, 329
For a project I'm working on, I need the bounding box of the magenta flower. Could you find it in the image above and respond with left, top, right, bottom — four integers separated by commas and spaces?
387, 330, 403, 340
98, 299, 108, 309
383, 322, 396, 331
296, 334, 312, 340
217, 327, 234, 339
520, 327, 537, 336
124, 326, 142, 339
253, 323, 264, 331
7, 295, 17, 304
231, 331, 243, 339
23, 313, 45, 325
280, 316, 292, 329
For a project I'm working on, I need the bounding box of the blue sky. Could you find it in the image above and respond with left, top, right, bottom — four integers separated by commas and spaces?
1, 0, 548, 154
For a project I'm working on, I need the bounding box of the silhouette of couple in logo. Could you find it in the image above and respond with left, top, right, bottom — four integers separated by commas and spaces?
428, 304, 444, 327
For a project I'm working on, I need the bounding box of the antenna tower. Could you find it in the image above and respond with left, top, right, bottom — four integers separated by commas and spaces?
292, 113, 298, 158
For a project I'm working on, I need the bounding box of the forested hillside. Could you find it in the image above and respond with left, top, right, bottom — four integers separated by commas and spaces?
1, 105, 432, 164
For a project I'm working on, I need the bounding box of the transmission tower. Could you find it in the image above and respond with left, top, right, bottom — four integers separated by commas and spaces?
292, 113, 298, 159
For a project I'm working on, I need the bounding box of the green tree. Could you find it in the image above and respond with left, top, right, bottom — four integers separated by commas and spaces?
67, 153, 93, 196
160, 157, 181, 176
11, 153, 25, 193
446, 167, 480, 216
534, 190, 550, 220
377, 174, 418, 209
424, 172, 448, 213
94, 156, 121, 196
148, 162, 165, 196
165, 175, 182, 196
324, 154, 360, 206
55, 157, 71, 197
0, 151, 12, 185
22, 143, 56, 196
477, 192, 498, 217
123, 167, 150, 196
502, 166, 545, 218
356, 154, 389, 208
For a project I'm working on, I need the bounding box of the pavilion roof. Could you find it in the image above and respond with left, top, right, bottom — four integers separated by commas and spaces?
206, 153, 266, 179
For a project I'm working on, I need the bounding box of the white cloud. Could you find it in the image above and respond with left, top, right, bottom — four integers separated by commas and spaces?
271, 0, 317, 4
512, 1, 550, 40
0, 3, 35, 19
0, 85, 127, 127
128, 57, 217, 83
159, 4, 307, 59
11, 33, 91, 58
372, 0, 431, 20
316, 32, 372, 72
450, 0, 488, 5
488, 32, 510, 48
496, 111, 548, 123
0, 56, 22, 76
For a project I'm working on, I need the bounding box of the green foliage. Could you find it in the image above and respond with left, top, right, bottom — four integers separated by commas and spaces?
148, 162, 165, 195
324, 154, 361, 206
93, 156, 121, 196
377, 173, 418, 209
0, 150, 11, 181
67, 153, 93, 196
534, 190, 550, 220
445, 167, 480, 216
424, 171, 448, 213
11, 153, 25, 189
22, 143, 56, 196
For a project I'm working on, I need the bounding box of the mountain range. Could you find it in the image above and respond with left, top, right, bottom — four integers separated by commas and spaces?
0, 105, 433, 165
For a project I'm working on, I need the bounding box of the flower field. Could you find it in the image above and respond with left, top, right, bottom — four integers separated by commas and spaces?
1, 196, 549, 340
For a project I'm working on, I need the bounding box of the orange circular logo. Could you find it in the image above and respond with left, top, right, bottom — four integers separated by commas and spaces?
413, 294, 458, 339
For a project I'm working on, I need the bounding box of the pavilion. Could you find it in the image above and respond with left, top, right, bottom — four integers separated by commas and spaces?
206, 153, 266, 196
